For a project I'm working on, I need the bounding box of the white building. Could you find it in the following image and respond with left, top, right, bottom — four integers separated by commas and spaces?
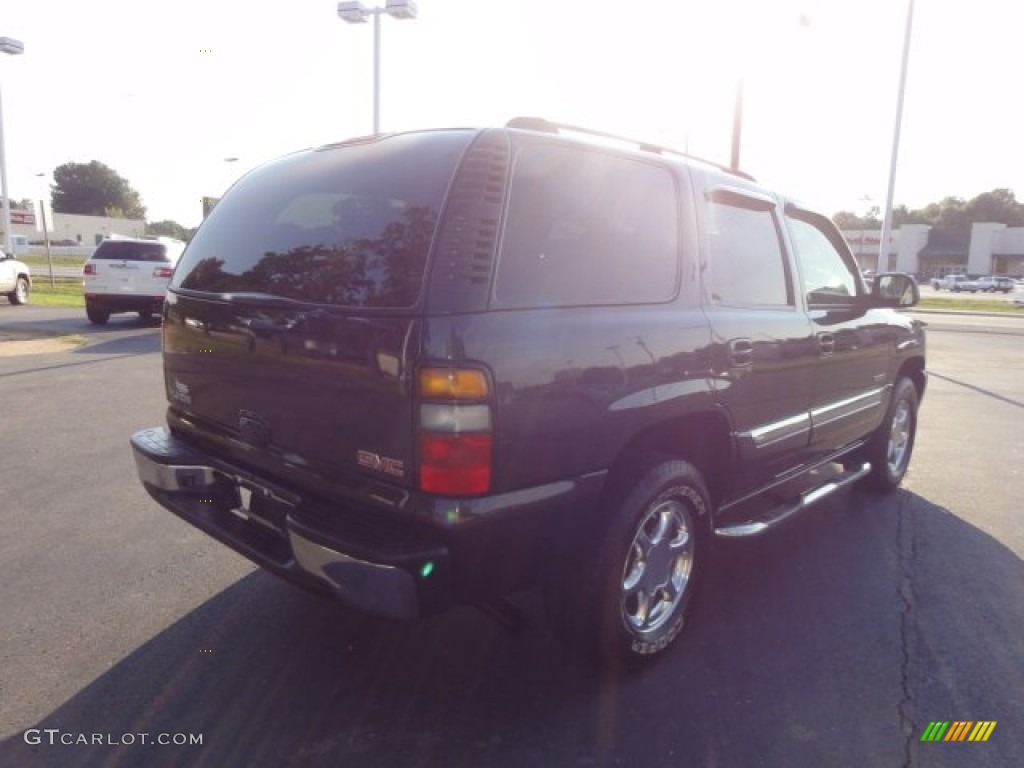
5, 207, 145, 250
844, 223, 1024, 278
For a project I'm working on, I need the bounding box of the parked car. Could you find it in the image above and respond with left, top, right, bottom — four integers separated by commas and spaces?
130, 118, 926, 663
937, 274, 981, 292
0, 247, 31, 305
82, 236, 186, 324
975, 275, 1015, 293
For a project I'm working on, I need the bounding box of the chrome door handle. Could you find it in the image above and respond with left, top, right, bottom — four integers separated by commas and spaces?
728, 338, 754, 367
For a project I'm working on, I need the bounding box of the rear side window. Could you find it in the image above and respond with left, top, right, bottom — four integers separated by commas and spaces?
493, 143, 679, 308
705, 197, 791, 307
172, 131, 473, 308
92, 241, 169, 262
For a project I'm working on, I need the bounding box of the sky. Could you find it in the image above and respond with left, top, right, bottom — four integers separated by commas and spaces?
1, 0, 1021, 229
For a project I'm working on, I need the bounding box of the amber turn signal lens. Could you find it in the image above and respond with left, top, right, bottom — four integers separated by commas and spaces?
419, 368, 489, 399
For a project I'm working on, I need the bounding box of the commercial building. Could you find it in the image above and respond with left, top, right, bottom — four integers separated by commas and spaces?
843, 222, 1024, 278
4, 206, 145, 251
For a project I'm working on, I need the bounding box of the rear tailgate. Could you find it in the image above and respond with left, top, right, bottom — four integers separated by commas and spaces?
163, 293, 418, 494
161, 129, 476, 498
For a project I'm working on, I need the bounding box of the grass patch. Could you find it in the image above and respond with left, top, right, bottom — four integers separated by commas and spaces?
917, 296, 1023, 313
27, 279, 85, 308
22, 254, 86, 268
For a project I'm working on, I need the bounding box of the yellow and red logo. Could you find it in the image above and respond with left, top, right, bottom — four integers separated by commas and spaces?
921, 721, 996, 742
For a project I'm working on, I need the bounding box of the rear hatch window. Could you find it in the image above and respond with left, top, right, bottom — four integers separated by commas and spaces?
93, 241, 170, 262
172, 130, 475, 308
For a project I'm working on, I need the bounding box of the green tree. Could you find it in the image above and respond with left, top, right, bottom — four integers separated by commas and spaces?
891, 204, 928, 227
147, 219, 193, 241
52, 160, 147, 219
832, 207, 881, 230
919, 196, 968, 229
963, 188, 1024, 226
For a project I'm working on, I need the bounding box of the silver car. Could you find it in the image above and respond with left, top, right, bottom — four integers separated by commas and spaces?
975, 275, 1014, 293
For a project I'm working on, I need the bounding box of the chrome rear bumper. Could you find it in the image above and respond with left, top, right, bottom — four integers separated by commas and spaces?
131, 427, 437, 619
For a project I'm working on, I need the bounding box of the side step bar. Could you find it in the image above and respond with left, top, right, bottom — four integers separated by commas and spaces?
714, 462, 872, 538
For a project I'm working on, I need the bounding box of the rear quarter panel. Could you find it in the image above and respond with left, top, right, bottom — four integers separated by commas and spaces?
422, 306, 716, 493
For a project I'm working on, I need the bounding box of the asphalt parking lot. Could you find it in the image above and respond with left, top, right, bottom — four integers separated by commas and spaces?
0, 305, 1021, 768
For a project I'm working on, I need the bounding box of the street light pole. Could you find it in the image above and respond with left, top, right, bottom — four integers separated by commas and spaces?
728, 15, 809, 173
879, 0, 915, 273
0, 36, 25, 255
373, 10, 381, 134
35, 172, 54, 287
0, 83, 10, 254
337, 1, 418, 135
730, 77, 744, 171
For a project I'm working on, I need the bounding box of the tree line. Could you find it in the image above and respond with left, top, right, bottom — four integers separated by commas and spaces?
832, 188, 1024, 231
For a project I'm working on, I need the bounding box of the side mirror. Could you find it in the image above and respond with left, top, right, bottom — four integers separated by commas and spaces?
872, 273, 919, 308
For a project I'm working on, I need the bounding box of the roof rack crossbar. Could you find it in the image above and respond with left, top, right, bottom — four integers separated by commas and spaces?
505, 116, 755, 181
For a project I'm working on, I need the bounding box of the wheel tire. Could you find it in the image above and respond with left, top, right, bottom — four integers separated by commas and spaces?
8, 276, 29, 305
86, 302, 110, 325
863, 377, 919, 492
550, 459, 711, 664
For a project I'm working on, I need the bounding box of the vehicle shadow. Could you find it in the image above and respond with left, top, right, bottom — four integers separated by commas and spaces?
3, 490, 1021, 768
0, 313, 162, 360
0, 314, 160, 338
71, 332, 161, 357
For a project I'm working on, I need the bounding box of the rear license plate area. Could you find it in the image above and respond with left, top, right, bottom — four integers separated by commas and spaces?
224, 477, 293, 538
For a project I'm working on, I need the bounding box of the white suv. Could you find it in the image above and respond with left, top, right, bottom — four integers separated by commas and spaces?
82, 237, 186, 324
0, 248, 31, 305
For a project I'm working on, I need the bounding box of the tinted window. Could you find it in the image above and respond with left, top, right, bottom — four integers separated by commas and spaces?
706, 201, 791, 306
171, 131, 473, 308
93, 241, 169, 262
493, 144, 678, 308
785, 214, 859, 304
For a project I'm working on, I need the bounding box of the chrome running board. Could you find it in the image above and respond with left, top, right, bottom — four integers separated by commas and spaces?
714, 462, 872, 538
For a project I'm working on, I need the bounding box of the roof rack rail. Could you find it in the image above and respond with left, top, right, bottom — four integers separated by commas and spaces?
505, 116, 755, 182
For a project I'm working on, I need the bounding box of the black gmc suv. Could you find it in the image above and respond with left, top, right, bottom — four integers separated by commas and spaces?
131, 118, 925, 662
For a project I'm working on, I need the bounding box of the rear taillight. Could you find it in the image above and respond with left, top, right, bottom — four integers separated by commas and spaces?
153, 266, 174, 278
83, 264, 96, 276
417, 367, 493, 496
